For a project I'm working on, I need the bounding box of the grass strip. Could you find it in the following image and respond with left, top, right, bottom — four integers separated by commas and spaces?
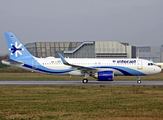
0, 86, 163, 120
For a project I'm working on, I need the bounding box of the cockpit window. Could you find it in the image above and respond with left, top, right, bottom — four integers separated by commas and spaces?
148, 63, 154, 66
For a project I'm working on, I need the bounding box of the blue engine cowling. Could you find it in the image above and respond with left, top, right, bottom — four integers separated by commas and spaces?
97, 71, 114, 81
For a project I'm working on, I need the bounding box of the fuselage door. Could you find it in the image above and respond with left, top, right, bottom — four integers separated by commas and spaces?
137, 60, 143, 70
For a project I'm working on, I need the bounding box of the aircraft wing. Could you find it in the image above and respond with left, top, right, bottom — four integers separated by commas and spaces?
58, 53, 97, 72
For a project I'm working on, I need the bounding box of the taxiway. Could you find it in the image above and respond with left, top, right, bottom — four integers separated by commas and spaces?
0, 80, 163, 86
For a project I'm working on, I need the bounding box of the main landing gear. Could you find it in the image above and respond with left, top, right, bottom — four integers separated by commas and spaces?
82, 78, 88, 83
137, 76, 141, 84
82, 73, 90, 83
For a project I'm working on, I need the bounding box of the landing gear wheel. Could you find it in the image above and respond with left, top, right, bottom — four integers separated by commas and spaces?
82, 79, 88, 83
137, 80, 141, 84
137, 76, 141, 84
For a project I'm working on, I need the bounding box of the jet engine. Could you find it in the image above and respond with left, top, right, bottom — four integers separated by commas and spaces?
93, 71, 114, 81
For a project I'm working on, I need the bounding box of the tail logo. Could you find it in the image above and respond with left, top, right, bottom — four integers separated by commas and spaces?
9, 42, 24, 57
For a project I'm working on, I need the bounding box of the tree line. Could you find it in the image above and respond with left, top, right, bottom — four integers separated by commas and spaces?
0, 54, 10, 64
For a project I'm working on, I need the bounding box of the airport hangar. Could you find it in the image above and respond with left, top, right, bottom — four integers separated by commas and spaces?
24, 41, 136, 59
136, 45, 163, 63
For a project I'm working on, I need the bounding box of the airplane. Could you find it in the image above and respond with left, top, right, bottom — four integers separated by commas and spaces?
2, 32, 162, 84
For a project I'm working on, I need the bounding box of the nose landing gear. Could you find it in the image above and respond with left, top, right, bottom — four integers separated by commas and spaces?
137, 76, 141, 84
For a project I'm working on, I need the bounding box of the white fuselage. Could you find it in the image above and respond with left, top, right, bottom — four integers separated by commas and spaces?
30, 57, 161, 76
2, 57, 161, 77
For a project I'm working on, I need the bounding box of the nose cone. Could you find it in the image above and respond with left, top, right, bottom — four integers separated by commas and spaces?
155, 66, 162, 74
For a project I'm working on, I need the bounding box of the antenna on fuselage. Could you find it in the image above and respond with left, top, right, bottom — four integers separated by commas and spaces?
150, 58, 153, 63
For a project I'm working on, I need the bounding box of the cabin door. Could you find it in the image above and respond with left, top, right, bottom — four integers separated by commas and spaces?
137, 60, 143, 70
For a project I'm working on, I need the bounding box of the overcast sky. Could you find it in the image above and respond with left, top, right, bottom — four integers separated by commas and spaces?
0, 0, 163, 54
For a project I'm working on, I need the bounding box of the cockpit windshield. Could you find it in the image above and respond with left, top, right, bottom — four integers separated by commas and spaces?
148, 63, 155, 66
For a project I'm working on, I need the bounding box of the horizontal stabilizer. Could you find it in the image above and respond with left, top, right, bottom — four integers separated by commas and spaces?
2, 59, 24, 65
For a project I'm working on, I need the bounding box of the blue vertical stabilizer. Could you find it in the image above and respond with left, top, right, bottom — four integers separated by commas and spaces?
4, 32, 33, 60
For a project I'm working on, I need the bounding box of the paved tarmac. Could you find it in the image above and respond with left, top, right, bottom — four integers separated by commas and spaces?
0, 80, 163, 86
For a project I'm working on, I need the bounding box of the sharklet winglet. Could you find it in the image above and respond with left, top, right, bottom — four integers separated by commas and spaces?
58, 53, 69, 65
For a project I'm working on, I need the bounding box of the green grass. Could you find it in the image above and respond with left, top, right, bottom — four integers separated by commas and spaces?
0, 64, 8, 68
0, 66, 30, 73
0, 86, 163, 120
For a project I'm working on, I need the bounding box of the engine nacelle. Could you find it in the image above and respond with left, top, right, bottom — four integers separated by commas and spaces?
94, 71, 114, 81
